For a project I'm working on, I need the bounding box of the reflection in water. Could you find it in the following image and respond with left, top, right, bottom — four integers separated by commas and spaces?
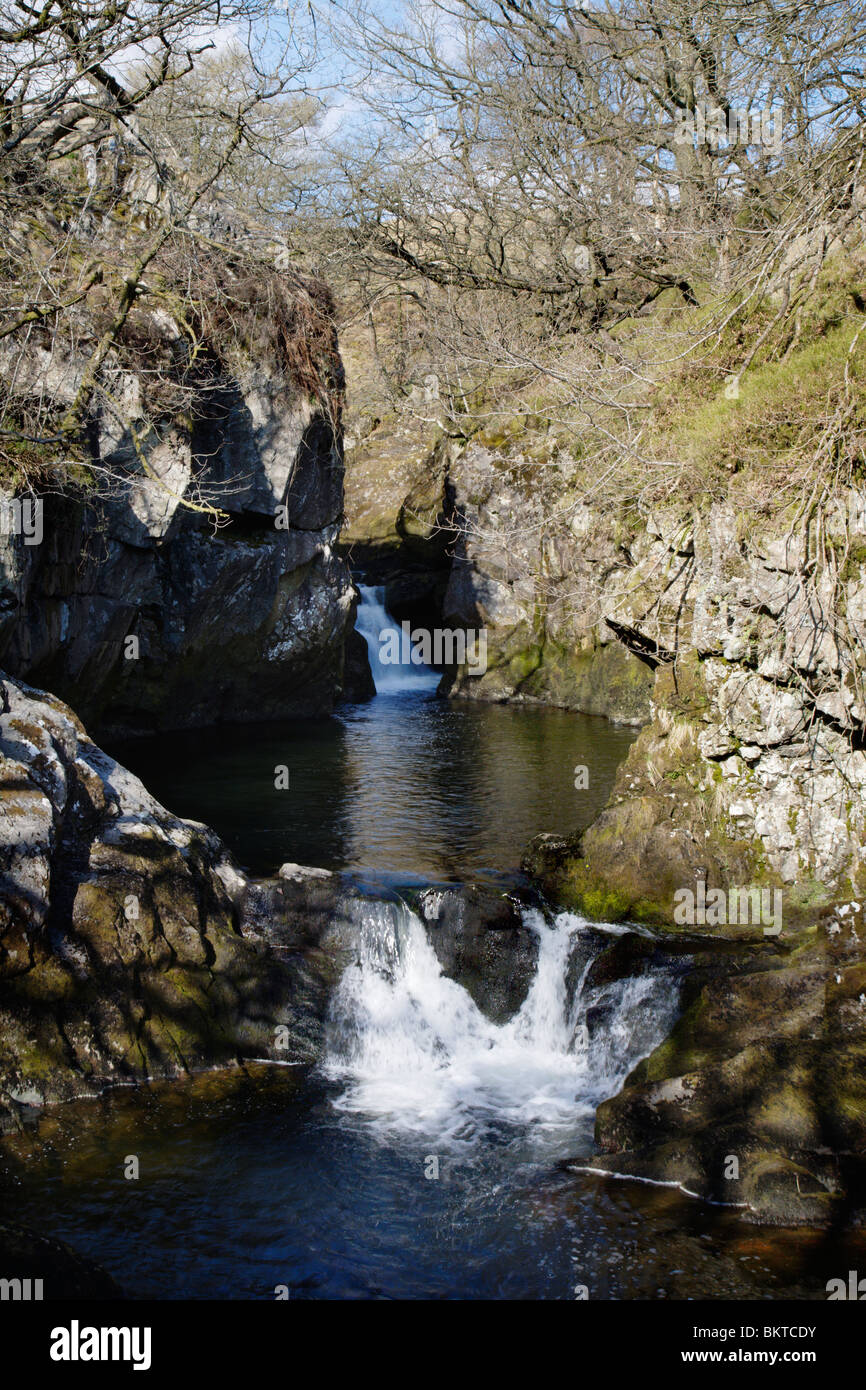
11, 685, 866, 1300
108, 694, 637, 885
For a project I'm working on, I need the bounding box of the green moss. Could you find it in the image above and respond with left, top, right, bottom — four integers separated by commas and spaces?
580, 886, 633, 922
516, 636, 653, 723
667, 318, 866, 480
508, 646, 543, 683
641, 994, 713, 1082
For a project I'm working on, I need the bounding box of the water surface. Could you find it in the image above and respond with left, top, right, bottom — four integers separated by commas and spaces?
3, 1064, 857, 1300
109, 695, 635, 887
8, 604, 855, 1302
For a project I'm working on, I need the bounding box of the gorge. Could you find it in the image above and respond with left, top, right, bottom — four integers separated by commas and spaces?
1, 556, 864, 1294
2, 0, 866, 1303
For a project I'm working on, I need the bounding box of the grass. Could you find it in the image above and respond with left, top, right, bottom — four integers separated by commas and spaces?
663, 317, 866, 487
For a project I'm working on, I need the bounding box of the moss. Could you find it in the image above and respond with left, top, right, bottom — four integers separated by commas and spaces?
783, 879, 832, 915
531, 842, 670, 924
655, 650, 710, 717
641, 994, 714, 1082
580, 885, 634, 922
666, 316, 866, 483
508, 645, 543, 683
513, 636, 653, 723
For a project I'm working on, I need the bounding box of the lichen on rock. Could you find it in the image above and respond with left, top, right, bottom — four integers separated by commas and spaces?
0, 672, 341, 1125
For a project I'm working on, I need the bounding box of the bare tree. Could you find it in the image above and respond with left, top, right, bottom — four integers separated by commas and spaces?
0, 0, 331, 516
311, 1, 866, 381
293, 0, 866, 740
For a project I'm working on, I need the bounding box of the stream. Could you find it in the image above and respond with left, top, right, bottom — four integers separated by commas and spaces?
0, 588, 858, 1299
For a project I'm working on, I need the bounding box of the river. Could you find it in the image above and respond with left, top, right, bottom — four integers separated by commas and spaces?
0, 588, 858, 1299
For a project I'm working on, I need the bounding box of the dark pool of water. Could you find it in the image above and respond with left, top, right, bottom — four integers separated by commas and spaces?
107, 693, 636, 886
3, 1068, 858, 1301
9, 693, 859, 1302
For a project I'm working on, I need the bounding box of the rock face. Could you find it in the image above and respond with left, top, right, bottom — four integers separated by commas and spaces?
340, 422, 454, 635
527, 493, 866, 921
517, 490, 866, 1226
0, 295, 368, 736
346, 419, 866, 919
441, 437, 654, 722
342, 421, 655, 721
0, 672, 343, 1123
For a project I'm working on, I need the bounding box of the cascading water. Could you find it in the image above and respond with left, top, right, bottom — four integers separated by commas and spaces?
354, 584, 440, 695
322, 901, 680, 1154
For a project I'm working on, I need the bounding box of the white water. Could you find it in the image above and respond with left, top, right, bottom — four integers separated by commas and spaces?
355, 584, 440, 695
323, 901, 679, 1150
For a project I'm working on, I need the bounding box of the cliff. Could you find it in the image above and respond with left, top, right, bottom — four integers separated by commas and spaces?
0, 263, 367, 736
342, 291, 866, 915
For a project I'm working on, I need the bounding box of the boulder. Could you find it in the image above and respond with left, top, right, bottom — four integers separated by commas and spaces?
0, 672, 343, 1124
0, 299, 368, 736
413, 884, 540, 1022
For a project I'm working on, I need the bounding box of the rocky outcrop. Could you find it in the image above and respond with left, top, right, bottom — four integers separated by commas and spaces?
574, 919, 866, 1227
0, 672, 549, 1126
341, 419, 655, 720
345, 417, 866, 916
340, 419, 453, 633
346, 414, 866, 924
519, 492, 866, 1226
0, 672, 347, 1124
412, 883, 540, 1022
0, 287, 368, 736
0, 1220, 123, 1299
527, 493, 866, 922
440, 435, 654, 722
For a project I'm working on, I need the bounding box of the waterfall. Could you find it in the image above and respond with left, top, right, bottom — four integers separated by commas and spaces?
354, 584, 440, 695
322, 901, 679, 1148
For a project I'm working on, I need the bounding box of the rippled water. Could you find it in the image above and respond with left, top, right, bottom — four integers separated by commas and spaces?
108, 693, 636, 886
6, 629, 862, 1300
5, 889, 863, 1300
5, 900, 690, 1299
3, 1063, 855, 1300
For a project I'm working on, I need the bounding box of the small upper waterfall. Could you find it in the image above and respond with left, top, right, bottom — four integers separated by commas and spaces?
354, 584, 440, 695
322, 901, 680, 1149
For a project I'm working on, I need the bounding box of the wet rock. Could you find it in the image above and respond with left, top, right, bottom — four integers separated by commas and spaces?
413, 884, 540, 1022
241, 867, 344, 951
591, 928, 866, 1225
0, 1220, 124, 1300
384, 568, 449, 630
343, 625, 376, 701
